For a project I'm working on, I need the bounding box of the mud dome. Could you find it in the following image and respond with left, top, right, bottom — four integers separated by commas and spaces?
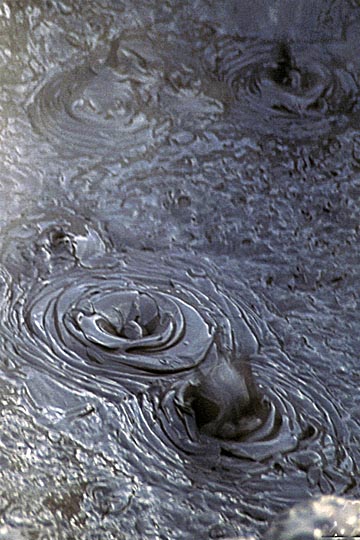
0, 1, 359, 539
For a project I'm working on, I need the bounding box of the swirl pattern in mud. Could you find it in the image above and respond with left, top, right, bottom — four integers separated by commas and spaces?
0, 222, 355, 500
0, 231, 260, 403
21, 266, 218, 395
0, 221, 299, 465
146, 352, 355, 487
204, 36, 360, 138
27, 37, 170, 160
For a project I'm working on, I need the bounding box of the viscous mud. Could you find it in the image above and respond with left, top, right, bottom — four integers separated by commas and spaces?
0, 1, 359, 539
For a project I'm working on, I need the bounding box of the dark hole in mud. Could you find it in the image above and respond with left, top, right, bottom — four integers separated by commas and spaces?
271, 43, 297, 87
192, 394, 221, 428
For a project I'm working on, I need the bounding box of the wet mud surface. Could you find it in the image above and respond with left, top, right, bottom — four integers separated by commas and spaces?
0, 1, 359, 539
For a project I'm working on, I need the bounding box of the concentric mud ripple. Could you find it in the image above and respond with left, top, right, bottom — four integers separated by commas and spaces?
204, 36, 359, 138
0, 229, 355, 486
27, 37, 170, 160
135, 348, 355, 496
0, 227, 302, 467
22, 268, 216, 396
0, 246, 262, 402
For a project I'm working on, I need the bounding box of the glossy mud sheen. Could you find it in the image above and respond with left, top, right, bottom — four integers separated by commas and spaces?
0, 1, 359, 539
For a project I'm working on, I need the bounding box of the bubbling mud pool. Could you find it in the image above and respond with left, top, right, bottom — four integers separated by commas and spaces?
0, 1, 359, 539
202, 33, 360, 139
0, 213, 356, 538
27, 30, 222, 166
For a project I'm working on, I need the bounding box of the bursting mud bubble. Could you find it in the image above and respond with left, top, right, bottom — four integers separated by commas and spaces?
27, 35, 171, 163
0, 1, 359, 539
202, 37, 360, 139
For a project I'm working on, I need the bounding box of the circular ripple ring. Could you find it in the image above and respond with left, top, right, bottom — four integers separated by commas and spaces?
204, 36, 358, 138
27, 275, 215, 375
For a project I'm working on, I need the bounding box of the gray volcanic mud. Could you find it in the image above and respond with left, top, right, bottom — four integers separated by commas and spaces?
202, 37, 360, 139
27, 35, 170, 162
0, 1, 359, 539
0, 215, 357, 539
27, 29, 222, 166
